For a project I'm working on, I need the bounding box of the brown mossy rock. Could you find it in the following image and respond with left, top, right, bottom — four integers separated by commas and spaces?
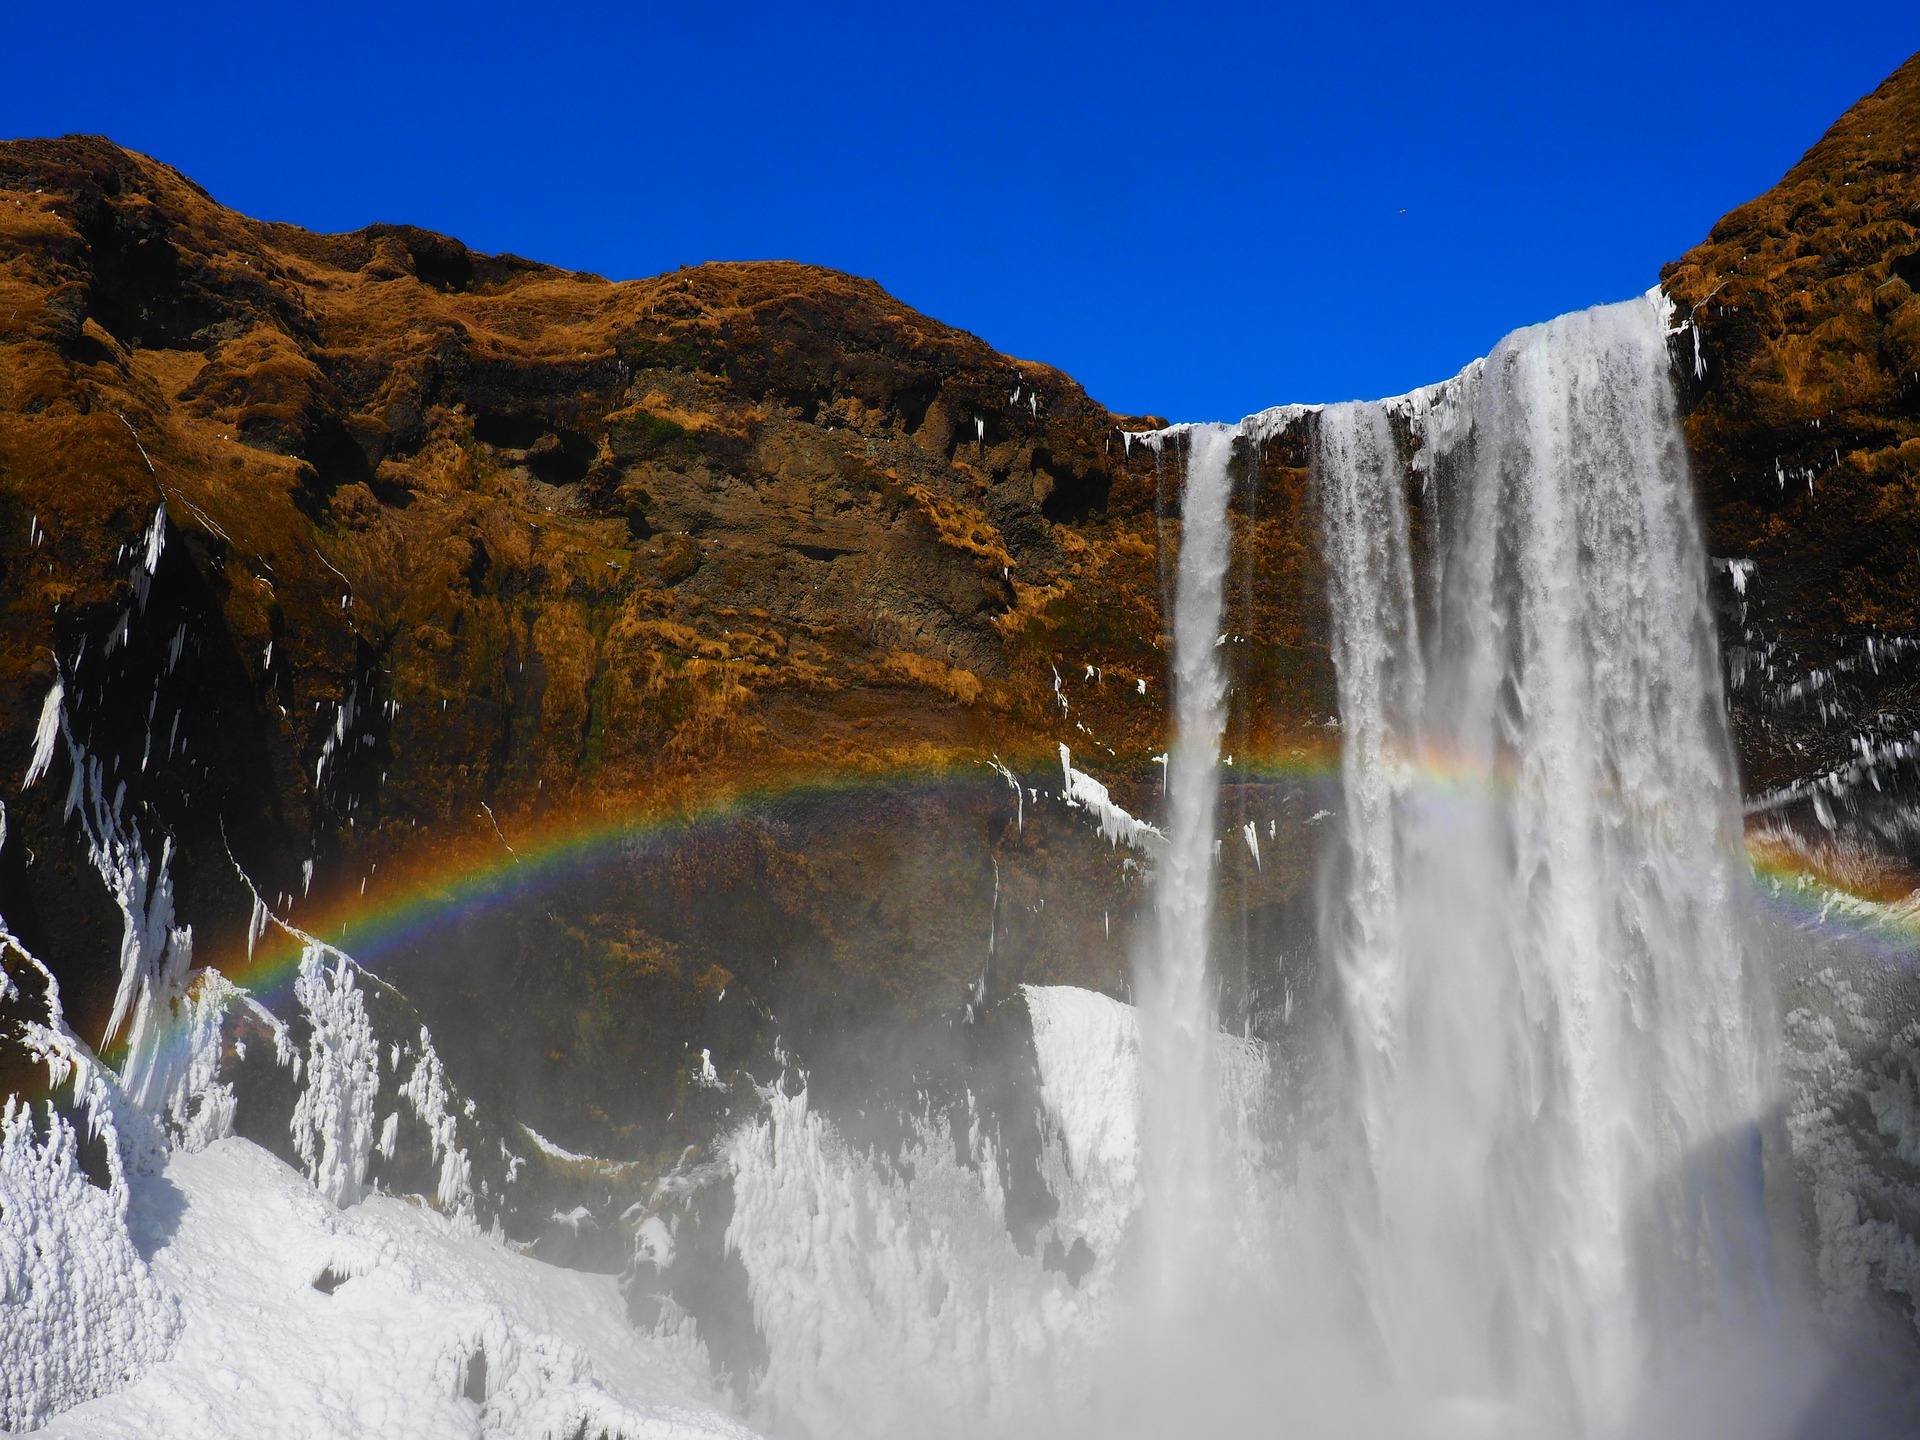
1663, 50, 1920, 795
0, 135, 1191, 855
0, 135, 1340, 1146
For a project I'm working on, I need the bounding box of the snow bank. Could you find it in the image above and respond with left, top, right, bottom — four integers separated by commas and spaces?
3, 823, 721, 1436
36, 1137, 755, 1440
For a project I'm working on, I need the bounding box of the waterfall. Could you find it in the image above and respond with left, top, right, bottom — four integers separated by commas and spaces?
1137, 422, 1238, 1301
1314, 296, 1773, 1431
683, 298, 1899, 1440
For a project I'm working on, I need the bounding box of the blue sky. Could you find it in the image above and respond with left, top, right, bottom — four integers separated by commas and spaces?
4, 3, 1914, 420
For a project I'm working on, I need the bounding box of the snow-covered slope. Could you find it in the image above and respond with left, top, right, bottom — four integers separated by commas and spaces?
34, 1136, 757, 1440
0, 849, 757, 1438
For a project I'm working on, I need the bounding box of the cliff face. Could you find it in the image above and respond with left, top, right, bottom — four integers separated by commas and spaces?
8, 49, 1920, 1157
1663, 50, 1920, 872
0, 137, 1333, 1150
0, 135, 1149, 853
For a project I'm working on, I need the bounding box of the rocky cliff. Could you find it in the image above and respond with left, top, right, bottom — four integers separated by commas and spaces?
5, 48, 1920, 1167
1664, 49, 1920, 883
0, 137, 1330, 1159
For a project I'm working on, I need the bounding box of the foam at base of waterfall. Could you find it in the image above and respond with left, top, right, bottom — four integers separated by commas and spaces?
32, 1136, 750, 1440
718, 985, 1278, 1439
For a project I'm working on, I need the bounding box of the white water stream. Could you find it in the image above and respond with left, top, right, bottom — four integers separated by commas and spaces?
1137, 421, 1237, 1304
1314, 297, 1775, 1433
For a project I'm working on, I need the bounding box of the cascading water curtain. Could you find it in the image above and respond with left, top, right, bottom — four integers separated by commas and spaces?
1313, 296, 1774, 1434
719, 300, 1804, 1440
1137, 423, 1237, 1305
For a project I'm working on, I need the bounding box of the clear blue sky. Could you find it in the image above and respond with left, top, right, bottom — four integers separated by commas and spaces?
4, 3, 1914, 420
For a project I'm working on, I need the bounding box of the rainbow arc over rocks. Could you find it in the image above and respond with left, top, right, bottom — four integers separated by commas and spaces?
171, 741, 1920, 1048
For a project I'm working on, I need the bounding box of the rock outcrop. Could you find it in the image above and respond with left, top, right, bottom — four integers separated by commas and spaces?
1664, 49, 1920, 876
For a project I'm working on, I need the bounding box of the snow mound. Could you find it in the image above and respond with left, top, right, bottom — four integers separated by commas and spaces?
1022, 984, 1140, 1259
1021, 984, 1269, 1262
35, 1137, 758, 1440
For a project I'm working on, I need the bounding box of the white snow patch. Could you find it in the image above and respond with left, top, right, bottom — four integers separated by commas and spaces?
520, 1124, 592, 1165
1022, 985, 1141, 1259
1021, 984, 1269, 1264
33, 1138, 755, 1440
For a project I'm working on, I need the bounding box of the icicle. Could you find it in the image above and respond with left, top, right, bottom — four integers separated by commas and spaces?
1058, 743, 1164, 854
989, 759, 1023, 833
132, 503, 166, 610
22, 678, 64, 789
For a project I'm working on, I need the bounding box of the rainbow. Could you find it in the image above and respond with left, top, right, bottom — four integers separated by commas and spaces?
207, 755, 1069, 1016
204, 739, 1352, 1004
68, 742, 1920, 1092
